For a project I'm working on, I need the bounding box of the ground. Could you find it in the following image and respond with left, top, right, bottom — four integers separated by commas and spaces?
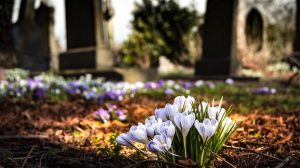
0, 82, 300, 168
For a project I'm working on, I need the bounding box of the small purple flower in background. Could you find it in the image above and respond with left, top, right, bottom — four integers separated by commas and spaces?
33, 87, 46, 99
84, 91, 99, 100
145, 82, 157, 89
95, 108, 110, 123
164, 88, 174, 95
108, 103, 117, 111
66, 81, 89, 95
27, 79, 36, 90
115, 109, 127, 120
206, 82, 216, 89
182, 81, 193, 89
157, 79, 165, 88
27, 79, 44, 91
254, 87, 276, 94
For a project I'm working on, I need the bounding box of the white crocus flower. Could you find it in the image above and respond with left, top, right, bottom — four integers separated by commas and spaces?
220, 117, 236, 137
174, 112, 195, 158
128, 123, 149, 144
156, 120, 176, 139
116, 133, 134, 147
195, 118, 218, 141
225, 78, 234, 85
208, 106, 226, 121
164, 103, 179, 121
174, 112, 195, 138
146, 134, 172, 154
155, 108, 168, 121
199, 101, 210, 112
174, 96, 195, 112
145, 116, 162, 137
174, 96, 186, 111
184, 96, 195, 111
195, 80, 204, 87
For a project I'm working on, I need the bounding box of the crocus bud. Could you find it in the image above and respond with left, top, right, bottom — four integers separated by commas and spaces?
164, 103, 179, 121
155, 108, 168, 121
208, 106, 226, 121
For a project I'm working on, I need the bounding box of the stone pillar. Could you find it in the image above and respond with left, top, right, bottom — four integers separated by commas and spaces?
294, 0, 300, 59
195, 0, 238, 76
94, 0, 114, 69
59, 0, 113, 70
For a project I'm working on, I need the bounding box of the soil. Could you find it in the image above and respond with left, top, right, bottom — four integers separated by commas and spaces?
0, 96, 299, 168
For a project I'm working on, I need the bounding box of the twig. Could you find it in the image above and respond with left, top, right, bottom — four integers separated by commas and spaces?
39, 154, 45, 168
8, 158, 21, 168
205, 147, 236, 168
125, 159, 188, 168
274, 156, 293, 168
14, 156, 32, 160
0, 135, 49, 139
224, 145, 282, 161
254, 156, 261, 168
21, 145, 36, 168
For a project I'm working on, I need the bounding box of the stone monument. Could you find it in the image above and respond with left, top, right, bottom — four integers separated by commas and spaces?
59, 0, 114, 70
195, 0, 238, 76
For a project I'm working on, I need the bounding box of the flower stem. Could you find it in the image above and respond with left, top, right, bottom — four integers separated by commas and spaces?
171, 147, 175, 162
183, 136, 187, 158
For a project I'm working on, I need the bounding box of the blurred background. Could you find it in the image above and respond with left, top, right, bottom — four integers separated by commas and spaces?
0, 0, 299, 82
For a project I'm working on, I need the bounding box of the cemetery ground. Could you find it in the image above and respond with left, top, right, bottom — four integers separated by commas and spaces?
0, 81, 300, 168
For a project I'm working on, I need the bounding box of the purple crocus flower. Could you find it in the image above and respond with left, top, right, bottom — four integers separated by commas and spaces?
84, 91, 99, 100
145, 82, 157, 89
115, 109, 127, 120
95, 108, 110, 123
33, 87, 46, 99
108, 103, 117, 112
27, 79, 44, 91
156, 79, 165, 88
99, 91, 124, 104
164, 88, 174, 95
254, 87, 276, 94
27, 79, 36, 90
183, 81, 193, 89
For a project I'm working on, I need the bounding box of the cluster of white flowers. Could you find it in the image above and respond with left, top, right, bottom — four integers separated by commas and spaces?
117, 96, 237, 160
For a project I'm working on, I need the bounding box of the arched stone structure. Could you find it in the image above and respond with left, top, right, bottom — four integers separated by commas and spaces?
245, 8, 263, 51
195, 0, 276, 77
235, 4, 270, 72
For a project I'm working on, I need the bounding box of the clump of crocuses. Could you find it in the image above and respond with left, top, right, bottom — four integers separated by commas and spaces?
116, 96, 237, 167
95, 103, 127, 123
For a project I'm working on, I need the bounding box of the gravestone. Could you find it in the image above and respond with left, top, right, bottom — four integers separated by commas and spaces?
13, 0, 53, 71
195, 0, 238, 76
0, 0, 16, 69
59, 0, 114, 70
